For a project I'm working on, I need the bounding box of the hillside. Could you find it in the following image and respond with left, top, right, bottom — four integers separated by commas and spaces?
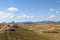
0, 27, 47, 40
22, 24, 60, 40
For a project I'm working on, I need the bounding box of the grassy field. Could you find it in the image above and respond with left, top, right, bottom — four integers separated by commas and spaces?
0, 23, 60, 40
22, 24, 60, 40
0, 24, 47, 40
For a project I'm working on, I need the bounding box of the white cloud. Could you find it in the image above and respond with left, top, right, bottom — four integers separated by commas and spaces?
56, 11, 59, 13
0, 11, 14, 19
7, 7, 18, 12
37, 16, 42, 18
49, 8, 55, 12
49, 8, 60, 14
49, 15, 56, 19
6, 13, 14, 19
17, 14, 33, 18
27, 16, 33, 18
22, 14, 26, 18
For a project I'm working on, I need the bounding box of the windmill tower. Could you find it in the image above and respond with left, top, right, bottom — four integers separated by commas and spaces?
4, 21, 18, 40
6, 21, 17, 31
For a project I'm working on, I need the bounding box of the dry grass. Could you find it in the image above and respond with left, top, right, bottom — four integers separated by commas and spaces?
0, 23, 60, 40
22, 24, 60, 40
0, 24, 47, 40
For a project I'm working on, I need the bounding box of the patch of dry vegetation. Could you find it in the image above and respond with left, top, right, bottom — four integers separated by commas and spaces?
0, 23, 60, 40
0, 24, 47, 40
22, 24, 60, 40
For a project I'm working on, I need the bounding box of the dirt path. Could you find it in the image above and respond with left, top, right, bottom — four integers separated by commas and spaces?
0, 25, 7, 33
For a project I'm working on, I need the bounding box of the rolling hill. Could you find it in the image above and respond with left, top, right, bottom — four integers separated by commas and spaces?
0, 27, 48, 40
16, 21, 60, 24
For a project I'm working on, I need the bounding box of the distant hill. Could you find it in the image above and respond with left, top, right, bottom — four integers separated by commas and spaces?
0, 21, 60, 24
37, 21, 60, 24
16, 21, 60, 24
16, 22, 34, 24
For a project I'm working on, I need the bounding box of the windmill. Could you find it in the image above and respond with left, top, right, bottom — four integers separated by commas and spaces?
6, 21, 17, 31
0, 21, 18, 40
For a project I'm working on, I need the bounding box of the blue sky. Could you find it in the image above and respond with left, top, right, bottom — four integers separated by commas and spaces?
0, 0, 60, 22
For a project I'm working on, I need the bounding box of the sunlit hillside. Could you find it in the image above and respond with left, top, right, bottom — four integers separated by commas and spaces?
21, 24, 60, 40
0, 23, 60, 40
0, 24, 47, 40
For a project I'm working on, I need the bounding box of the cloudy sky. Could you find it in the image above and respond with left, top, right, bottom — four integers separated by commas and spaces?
0, 0, 60, 22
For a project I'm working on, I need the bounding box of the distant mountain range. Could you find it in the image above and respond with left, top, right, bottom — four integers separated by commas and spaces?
16, 22, 34, 24
16, 21, 60, 24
